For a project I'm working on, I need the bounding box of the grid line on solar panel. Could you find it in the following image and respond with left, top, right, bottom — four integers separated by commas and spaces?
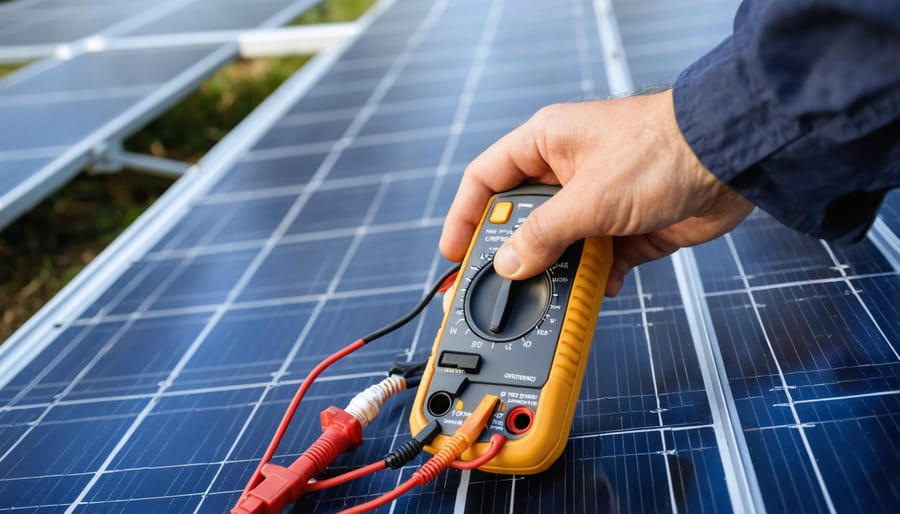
633, 267, 684, 511
292, 79, 582, 123
247, 124, 447, 159
484, 427, 730, 514
0, 413, 729, 478
0, 85, 159, 107
701, 271, 899, 297
879, 191, 900, 235
719, 232, 838, 511
0, 369, 389, 421
201, 165, 448, 209
146, 214, 441, 259
0, 145, 69, 161
604, 1, 899, 510
818, 240, 899, 359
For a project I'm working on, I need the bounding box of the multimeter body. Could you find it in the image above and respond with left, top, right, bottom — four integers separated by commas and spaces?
410, 184, 612, 474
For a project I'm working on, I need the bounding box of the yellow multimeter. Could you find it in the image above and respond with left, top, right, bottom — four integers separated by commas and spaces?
410, 184, 612, 474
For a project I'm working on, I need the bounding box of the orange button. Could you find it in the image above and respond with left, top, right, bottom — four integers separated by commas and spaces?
489, 201, 513, 224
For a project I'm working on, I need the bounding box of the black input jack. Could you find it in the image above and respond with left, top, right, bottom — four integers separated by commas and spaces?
427, 391, 453, 417
505, 406, 534, 434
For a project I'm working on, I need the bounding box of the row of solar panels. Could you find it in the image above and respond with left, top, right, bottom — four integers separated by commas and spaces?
0, 0, 319, 230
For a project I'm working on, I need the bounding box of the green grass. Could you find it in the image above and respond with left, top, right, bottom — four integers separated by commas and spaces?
124, 55, 311, 162
0, 0, 376, 341
0, 63, 24, 79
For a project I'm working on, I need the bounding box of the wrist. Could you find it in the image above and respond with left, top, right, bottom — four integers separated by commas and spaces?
656, 89, 725, 215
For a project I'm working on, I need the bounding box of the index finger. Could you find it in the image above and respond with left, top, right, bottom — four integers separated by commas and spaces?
439, 120, 555, 261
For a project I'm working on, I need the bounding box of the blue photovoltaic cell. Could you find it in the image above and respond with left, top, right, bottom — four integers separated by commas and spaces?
0, 158, 53, 196
252, 120, 350, 151
210, 153, 328, 194
237, 237, 355, 301
0, 47, 221, 96
881, 189, 900, 235
0, 0, 897, 512
0, 97, 140, 153
151, 196, 297, 252
329, 136, 449, 180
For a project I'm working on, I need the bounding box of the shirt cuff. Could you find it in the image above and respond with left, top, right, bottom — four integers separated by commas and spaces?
672, 36, 802, 184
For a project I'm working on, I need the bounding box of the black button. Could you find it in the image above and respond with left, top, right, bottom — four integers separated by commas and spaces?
438, 351, 482, 373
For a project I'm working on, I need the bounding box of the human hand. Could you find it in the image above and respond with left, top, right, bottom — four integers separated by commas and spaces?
439, 90, 753, 296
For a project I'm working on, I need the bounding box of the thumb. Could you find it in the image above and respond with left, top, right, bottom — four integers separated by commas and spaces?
493, 185, 595, 279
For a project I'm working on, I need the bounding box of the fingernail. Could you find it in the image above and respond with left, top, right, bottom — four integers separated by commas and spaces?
494, 246, 521, 276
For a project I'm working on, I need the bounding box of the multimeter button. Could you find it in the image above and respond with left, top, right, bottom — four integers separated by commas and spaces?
438, 351, 482, 373
489, 202, 513, 224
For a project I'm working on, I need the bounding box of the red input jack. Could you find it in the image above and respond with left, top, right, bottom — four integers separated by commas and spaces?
505, 406, 534, 435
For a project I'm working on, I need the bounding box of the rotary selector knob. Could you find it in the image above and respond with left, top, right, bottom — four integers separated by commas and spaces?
464, 262, 552, 342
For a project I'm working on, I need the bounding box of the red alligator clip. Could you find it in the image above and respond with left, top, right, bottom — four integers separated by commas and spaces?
232, 407, 363, 514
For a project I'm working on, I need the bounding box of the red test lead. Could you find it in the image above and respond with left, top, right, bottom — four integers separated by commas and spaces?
232, 406, 363, 514
233, 373, 414, 514
232, 266, 461, 514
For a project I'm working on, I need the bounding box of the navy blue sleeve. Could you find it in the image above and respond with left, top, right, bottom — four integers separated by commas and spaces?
673, 0, 900, 241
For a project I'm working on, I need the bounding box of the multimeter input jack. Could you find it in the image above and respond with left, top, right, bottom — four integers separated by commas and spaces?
505, 406, 534, 435
427, 391, 453, 417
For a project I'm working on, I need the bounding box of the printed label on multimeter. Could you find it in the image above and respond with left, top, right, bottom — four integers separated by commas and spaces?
410, 184, 613, 475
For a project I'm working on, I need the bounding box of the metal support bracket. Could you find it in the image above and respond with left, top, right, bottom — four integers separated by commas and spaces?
89, 141, 191, 178
0, 23, 361, 63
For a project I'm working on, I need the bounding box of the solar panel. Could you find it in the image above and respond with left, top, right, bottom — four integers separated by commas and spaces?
0, 1, 154, 48
0, 0, 897, 513
612, 0, 735, 88
0, 0, 319, 230
0, 44, 234, 230
0, 0, 314, 49
881, 191, 900, 236
123, 0, 317, 37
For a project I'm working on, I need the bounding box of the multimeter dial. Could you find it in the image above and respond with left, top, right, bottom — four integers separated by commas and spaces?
464, 263, 551, 342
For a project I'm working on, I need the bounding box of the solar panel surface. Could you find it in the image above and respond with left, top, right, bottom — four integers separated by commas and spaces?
881, 191, 900, 236
0, 0, 897, 513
